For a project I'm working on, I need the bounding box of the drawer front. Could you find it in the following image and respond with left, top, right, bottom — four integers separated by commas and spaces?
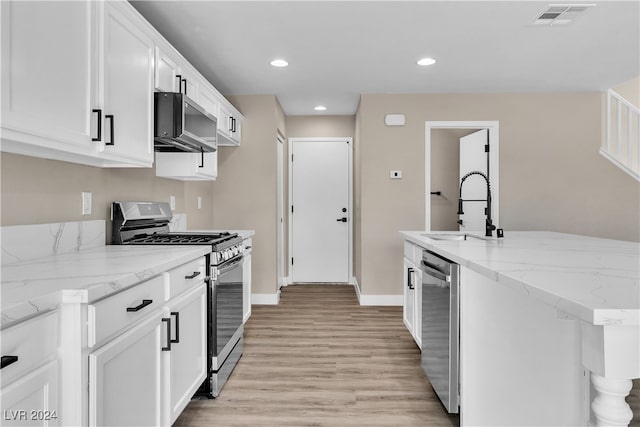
1, 310, 58, 386
167, 257, 206, 300
88, 275, 164, 348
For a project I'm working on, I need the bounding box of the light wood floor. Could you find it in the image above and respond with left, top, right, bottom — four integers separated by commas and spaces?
175, 284, 457, 427
175, 284, 640, 427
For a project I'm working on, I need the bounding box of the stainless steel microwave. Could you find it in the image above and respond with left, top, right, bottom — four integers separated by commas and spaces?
153, 92, 217, 153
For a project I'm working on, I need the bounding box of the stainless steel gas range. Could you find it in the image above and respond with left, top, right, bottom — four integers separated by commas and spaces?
111, 201, 244, 398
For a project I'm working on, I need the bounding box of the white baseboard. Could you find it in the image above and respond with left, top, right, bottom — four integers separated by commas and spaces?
251, 291, 280, 305
351, 276, 362, 304
350, 277, 402, 306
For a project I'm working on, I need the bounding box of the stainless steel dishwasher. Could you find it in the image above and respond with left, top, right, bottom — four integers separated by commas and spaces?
421, 249, 460, 414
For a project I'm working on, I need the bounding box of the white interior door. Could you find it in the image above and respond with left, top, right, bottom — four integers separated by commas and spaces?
290, 139, 351, 283
459, 129, 488, 232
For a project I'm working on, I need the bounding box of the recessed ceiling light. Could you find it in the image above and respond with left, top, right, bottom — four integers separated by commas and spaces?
314, 105, 327, 111
270, 59, 288, 67
417, 57, 436, 66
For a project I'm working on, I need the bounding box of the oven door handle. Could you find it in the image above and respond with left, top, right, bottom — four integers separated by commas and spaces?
216, 256, 244, 276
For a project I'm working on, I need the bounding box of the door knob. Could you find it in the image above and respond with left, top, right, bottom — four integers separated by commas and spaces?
336, 217, 347, 222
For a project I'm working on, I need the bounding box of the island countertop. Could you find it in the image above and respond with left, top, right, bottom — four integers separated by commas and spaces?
1, 245, 211, 328
400, 231, 639, 326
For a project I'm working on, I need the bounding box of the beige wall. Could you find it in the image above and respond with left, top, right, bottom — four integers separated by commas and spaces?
213, 95, 285, 295
358, 92, 640, 296
0, 152, 214, 238
285, 116, 356, 138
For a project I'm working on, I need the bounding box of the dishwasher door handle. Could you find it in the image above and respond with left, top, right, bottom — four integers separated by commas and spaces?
421, 260, 449, 283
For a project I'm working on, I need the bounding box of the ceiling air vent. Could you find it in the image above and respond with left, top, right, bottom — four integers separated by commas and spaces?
532, 4, 595, 26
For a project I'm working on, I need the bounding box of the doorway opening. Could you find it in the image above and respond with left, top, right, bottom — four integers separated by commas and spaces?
425, 121, 500, 232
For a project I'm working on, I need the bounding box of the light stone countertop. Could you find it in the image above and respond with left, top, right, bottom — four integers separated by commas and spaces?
400, 231, 640, 326
1, 245, 211, 328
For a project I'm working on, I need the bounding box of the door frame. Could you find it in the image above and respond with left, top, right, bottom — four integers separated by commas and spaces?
276, 132, 286, 289
287, 137, 354, 283
425, 121, 500, 231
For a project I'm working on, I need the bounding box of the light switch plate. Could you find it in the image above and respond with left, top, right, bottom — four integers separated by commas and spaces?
82, 192, 92, 215
169, 195, 176, 211
390, 170, 402, 179
197, 196, 202, 209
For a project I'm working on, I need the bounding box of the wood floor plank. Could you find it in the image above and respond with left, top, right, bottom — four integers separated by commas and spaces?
175, 284, 639, 427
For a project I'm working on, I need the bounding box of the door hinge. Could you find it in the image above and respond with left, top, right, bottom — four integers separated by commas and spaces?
291, 257, 294, 265
291, 205, 294, 213
484, 144, 490, 153
291, 154, 294, 162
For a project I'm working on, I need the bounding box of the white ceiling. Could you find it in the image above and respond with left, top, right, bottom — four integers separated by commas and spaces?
130, 1, 640, 116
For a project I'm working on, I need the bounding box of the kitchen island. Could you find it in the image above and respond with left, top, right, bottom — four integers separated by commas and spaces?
400, 231, 639, 426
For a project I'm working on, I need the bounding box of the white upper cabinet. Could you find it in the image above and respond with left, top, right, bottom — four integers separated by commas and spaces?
217, 101, 243, 146
155, 151, 218, 181
97, 1, 154, 167
0, 1, 97, 161
1, 0, 240, 168
154, 46, 180, 93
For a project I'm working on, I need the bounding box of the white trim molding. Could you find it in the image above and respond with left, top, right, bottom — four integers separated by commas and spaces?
251, 291, 281, 305
351, 276, 361, 304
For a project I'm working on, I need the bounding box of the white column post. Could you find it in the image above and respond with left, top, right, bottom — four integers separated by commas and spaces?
591, 374, 633, 427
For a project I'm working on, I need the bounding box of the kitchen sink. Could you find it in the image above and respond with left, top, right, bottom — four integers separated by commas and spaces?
421, 233, 486, 241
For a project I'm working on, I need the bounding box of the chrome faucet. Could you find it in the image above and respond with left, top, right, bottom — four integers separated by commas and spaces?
457, 171, 496, 237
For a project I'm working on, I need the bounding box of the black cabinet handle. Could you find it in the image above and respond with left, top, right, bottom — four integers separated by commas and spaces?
176, 74, 182, 93
126, 299, 152, 312
407, 267, 415, 290
170, 312, 180, 344
185, 271, 201, 279
198, 148, 204, 168
105, 114, 114, 146
231, 117, 236, 133
182, 79, 187, 96
162, 318, 171, 351
1, 355, 18, 369
336, 217, 347, 222
92, 109, 102, 142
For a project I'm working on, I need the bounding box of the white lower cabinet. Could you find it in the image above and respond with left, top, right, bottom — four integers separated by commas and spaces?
0, 310, 59, 427
83, 257, 207, 427
402, 243, 422, 348
0, 361, 59, 427
164, 284, 207, 425
89, 312, 164, 427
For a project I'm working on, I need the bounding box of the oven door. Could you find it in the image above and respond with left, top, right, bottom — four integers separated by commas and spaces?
211, 255, 243, 369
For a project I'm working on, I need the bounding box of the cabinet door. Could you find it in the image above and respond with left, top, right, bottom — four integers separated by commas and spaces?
0, 361, 59, 427
403, 258, 416, 337
155, 46, 180, 93
0, 1, 95, 150
164, 284, 207, 425
242, 251, 252, 323
155, 151, 217, 181
99, 2, 154, 166
89, 312, 165, 427
217, 102, 232, 142
177, 66, 199, 100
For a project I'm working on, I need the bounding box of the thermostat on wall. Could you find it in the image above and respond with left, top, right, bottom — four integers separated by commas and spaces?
385, 114, 405, 126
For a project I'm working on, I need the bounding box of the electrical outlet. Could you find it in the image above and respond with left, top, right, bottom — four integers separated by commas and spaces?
82, 192, 92, 215
390, 170, 402, 179
197, 196, 202, 209
169, 195, 176, 211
